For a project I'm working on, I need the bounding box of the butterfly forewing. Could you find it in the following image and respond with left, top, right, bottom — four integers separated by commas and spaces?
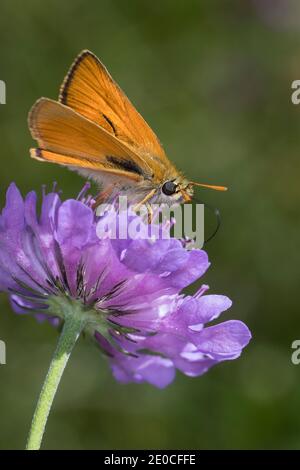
59, 50, 171, 173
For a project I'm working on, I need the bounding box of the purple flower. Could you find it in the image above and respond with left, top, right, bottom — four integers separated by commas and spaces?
0, 183, 251, 388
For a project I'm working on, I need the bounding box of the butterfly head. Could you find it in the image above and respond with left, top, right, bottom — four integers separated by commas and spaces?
160, 177, 193, 203
160, 176, 227, 204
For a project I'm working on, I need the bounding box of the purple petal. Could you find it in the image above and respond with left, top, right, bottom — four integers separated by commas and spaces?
110, 355, 175, 388
24, 191, 38, 229
55, 200, 94, 293
110, 293, 177, 331
166, 250, 210, 289
10, 294, 47, 315
0, 183, 24, 232
56, 200, 93, 248
189, 320, 252, 359
174, 355, 218, 377
40, 192, 61, 231
176, 294, 232, 326
81, 241, 130, 300
118, 238, 177, 273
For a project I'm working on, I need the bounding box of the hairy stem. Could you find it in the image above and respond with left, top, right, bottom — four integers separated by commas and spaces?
26, 312, 85, 450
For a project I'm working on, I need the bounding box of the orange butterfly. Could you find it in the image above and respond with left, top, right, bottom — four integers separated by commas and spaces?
28, 50, 227, 208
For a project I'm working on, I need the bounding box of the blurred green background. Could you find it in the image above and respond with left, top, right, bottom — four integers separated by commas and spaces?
0, 0, 300, 450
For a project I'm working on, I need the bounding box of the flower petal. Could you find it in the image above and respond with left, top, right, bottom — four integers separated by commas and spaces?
56, 200, 93, 248
176, 294, 232, 327
1, 183, 24, 232
166, 250, 210, 289
110, 355, 175, 388
189, 320, 252, 359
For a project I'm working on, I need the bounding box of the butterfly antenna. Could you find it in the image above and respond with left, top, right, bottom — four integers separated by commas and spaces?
193, 196, 222, 244
190, 182, 228, 192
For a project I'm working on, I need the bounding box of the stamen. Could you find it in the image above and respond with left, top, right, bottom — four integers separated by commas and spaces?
85, 195, 93, 207
194, 284, 210, 299
77, 182, 91, 201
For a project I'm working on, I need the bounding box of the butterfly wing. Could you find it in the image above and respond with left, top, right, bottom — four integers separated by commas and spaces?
59, 50, 173, 179
28, 98, 152, 183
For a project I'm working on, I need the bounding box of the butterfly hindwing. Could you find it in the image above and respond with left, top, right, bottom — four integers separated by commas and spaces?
28, 98, 151, 182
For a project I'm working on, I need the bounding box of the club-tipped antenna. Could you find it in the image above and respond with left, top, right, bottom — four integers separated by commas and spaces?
193, 196, 222, 244
190, 182, 228, 192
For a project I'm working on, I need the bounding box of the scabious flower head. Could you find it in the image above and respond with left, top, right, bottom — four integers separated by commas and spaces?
0, 183, 251, 388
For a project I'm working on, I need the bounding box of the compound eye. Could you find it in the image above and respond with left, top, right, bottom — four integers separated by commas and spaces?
162, 181, 177, 196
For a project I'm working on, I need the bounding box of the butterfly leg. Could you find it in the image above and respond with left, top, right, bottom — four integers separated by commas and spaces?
133, 189, 156, 212
133, 189, 156, 224
146, 202, 153, 224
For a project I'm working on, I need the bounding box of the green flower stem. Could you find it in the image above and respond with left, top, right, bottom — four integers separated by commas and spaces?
26, 309, 86, 450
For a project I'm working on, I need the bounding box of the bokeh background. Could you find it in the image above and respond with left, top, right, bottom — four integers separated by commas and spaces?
0, 0, 300, 450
